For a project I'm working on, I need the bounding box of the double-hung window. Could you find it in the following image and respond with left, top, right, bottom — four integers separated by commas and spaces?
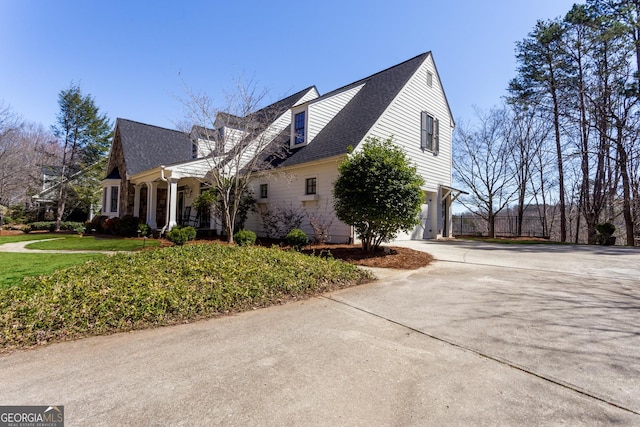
421, 111, 439, 153
305, 177, 317, 195
294, 111, 306, 145
110, 186, 119, 213
260, 183, 268, 199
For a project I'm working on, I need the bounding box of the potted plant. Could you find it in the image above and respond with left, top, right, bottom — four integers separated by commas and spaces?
595, 222, 616, 246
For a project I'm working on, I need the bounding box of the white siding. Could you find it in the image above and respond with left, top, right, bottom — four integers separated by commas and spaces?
363, 54, 453, 193
294, 87, 320, 106
307, 84, 364, 142
244, 158, 352, 243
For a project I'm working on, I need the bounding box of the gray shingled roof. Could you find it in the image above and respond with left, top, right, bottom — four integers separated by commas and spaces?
116, 118, 193, 176
279, 52, 430, 167
247, 87, 316, 123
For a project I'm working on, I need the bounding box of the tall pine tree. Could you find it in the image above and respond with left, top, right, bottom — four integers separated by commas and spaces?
51, 84, 111, 230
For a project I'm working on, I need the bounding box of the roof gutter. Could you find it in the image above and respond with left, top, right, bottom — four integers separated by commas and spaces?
159, 166, 171, 236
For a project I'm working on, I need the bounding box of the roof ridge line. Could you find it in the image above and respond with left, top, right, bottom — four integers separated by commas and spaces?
117, 117, 186, 134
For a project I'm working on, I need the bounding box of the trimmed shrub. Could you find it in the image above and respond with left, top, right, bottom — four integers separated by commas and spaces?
234, 229, 256, 246
596, 222, 616, 245
90, 215, 110, 234
286, 228, 309, 250
115, 215, 140, 237
166, 226, 197, 246
107, 217, 121, 235
596, 222, 616, 237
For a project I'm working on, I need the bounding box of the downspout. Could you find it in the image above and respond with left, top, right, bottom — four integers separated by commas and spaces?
160, 166, 171, 236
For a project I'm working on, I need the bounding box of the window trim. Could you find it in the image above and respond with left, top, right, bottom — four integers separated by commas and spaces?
305, 177, 317, 195
101, 179, 121, 217
294, 111, 306, 145
102, 187, 108, 213
109, 185, 119, 213
421, 111, 439, 154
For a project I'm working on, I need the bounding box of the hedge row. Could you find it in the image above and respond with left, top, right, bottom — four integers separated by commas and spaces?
23, 222, 85, 233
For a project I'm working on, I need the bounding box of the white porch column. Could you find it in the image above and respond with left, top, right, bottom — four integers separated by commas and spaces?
442, 191, 452, 238
146, 181, 158, 229
133, 184, 141, 218
168, 178, 179, 229
429, 192, 438, 239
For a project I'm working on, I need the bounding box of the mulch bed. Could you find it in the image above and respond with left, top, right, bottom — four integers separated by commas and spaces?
186, 236, 433, 270
300, 244, 434, 269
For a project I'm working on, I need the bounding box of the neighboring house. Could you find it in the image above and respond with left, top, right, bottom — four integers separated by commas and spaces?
101, 51, 461, 241
29, 165, 63, 220
32, 165, 102, 221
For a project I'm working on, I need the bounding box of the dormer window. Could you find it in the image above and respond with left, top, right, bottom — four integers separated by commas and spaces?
294, 111, 306, 145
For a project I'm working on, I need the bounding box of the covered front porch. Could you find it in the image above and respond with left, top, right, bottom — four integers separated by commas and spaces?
128, 160, 218, 234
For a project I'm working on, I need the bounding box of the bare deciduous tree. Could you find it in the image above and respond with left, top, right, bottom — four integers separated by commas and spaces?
181, 79, 292, 243
453, 107, 519, 238
0, 103, 59, 210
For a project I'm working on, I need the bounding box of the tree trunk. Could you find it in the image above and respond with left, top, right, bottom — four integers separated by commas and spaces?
617, 136, 635, 246
55, 184, 67, 232
488, 212, 496, 238
551, 90, 567, 242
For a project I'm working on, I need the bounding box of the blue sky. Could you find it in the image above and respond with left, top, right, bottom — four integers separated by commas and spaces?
0, 0, 581, 130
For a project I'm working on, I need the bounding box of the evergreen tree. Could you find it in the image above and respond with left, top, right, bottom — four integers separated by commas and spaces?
51, 84, 111, 230
510, 19, 571, 242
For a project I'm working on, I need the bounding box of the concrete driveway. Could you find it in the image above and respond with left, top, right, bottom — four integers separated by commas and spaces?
1, 241, 639, 425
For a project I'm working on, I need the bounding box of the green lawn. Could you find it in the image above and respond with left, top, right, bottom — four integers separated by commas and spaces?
0, 234, 70, 244
25, 235, 159, 251
0, 233, 160, 288
0, 252, 105, 288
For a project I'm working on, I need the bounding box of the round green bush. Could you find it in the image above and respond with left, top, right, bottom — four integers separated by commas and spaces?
234, 229, 256, 246
595, 222, 616, 236
166, 226, 197, 246
286, 228, 309, 250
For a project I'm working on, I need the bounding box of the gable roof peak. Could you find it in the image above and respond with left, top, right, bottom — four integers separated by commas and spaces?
316, 52, 431, 100
280, 51, 432, 167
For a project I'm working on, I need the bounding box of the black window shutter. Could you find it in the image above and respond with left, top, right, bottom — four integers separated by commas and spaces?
420, 111, 427, 149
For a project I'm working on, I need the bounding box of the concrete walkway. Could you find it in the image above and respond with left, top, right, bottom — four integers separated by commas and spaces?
0, 238, 117, 254
1, 240, 639, 425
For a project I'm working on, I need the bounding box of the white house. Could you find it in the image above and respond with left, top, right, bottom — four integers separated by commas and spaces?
101, 51, 460, 242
